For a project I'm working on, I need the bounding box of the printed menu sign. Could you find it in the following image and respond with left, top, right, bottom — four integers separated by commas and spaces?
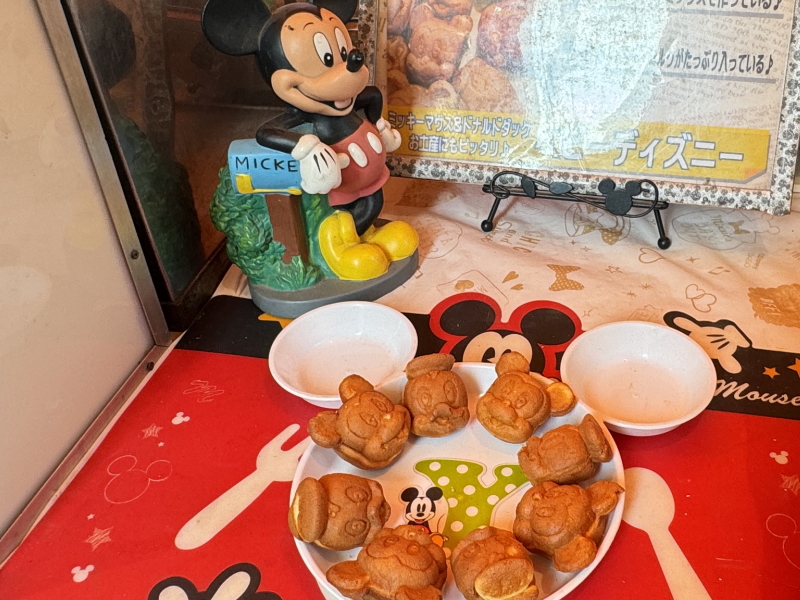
381, 0, 800, 212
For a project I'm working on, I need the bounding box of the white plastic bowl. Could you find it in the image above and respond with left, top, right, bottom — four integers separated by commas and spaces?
560, 321, 717, 436
268, 301, 418, 407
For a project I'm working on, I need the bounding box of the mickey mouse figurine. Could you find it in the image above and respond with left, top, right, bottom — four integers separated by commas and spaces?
202, 0, 418, 280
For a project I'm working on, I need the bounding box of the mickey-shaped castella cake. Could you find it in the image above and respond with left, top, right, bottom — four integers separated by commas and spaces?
289, 473, 391, 551
517, 414, 613, 486
476, 352, 576, 443
326, 525, 448, 600
402, 354, 469, 437
308, 375, 411, 470
513, 480, 624, 572
450, 526, 539, 600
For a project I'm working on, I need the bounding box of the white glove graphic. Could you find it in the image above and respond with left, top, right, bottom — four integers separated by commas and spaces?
672, 316, 750, 374
376, 118, 402, 152
292, 134, 348, 195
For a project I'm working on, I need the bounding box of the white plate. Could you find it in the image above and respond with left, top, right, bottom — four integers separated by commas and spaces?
560, 321, 717, 436
291, 362, 625, 600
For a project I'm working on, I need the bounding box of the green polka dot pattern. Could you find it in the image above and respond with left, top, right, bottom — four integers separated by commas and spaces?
414, 458, 528, 552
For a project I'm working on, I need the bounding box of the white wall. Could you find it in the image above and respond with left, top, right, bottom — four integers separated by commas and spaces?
0, 0, 154, 533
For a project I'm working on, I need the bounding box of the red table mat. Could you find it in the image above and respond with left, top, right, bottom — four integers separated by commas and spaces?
1, 294, 798, 599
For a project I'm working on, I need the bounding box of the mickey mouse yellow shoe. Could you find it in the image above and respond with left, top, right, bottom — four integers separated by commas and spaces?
318, 212, 389, 280
360, 220, 419, 261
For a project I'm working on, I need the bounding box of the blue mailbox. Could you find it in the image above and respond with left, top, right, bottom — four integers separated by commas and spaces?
228, 139, 302, 195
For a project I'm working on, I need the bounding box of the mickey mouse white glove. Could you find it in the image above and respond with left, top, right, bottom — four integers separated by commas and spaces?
376, 118, 402, 152
672, 316, 751, 374
291, 134, 348, 195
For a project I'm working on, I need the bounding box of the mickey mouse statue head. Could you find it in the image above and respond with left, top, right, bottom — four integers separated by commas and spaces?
202, 0, 418, 280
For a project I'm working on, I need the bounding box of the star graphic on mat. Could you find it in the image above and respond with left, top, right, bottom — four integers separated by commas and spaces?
158, 442, 165, 447
87, 514, 94, 520
142, 424, 163, 439
781, 474, 800, 496
788, 359, 800, 377
605, 266, 621, 274
85, 527, 112, 550
582, 246, 591, 252
686, 257, 699, 263
764, 367, 779, 379
640, 283, 653, 290
625, 291, 637, 297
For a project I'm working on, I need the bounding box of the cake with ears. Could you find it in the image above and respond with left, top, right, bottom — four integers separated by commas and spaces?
513, 480, 624, 572
402, 353, 469, 437
289, 473, 391, 551
517, 414, 613, 486
476, 351, 576, 443
307, 375, 411, 470
451, 526, 539, 600
326, 524, 448, 600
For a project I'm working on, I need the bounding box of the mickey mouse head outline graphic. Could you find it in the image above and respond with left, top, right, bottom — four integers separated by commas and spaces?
104, 455, 172, 504
427, 293, 583, 379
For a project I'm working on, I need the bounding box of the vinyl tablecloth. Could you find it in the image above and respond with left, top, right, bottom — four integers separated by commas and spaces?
1, 178, 799, 600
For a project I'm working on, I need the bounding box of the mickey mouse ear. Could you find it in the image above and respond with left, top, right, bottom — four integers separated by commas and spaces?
597, 178, 615, 195
624, 180, 642, 196
313, 0, 360, 23
766, 513, 797, 538
201, 0, 271, 56
290, 478, 329, 543
158, 585, 191, 600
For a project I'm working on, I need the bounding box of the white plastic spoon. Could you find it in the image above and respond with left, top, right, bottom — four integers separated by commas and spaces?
175, 424, 310, 550
622, 467, 712, 600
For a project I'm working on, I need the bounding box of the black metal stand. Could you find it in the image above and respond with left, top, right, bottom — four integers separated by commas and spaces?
481, 171, 671, 249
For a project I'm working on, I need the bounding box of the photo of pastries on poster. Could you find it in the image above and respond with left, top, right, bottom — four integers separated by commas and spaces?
383, 0, 796, 190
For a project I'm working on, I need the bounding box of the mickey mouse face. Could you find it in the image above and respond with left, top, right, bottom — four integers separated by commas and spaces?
308, 376, 411, 470
403, 369, 469, 437
201, 0, 366, 117
450, 526, 537, 600
289, 473, 391, 551
401, 486, 443, 524
527, 485, 586, 537
513, 482, 594, 554
326, 525, 447, 598
342, 393, 395, 440
428, 294, 582, 378
270, 8, 368, 115
491, 373, 545, 419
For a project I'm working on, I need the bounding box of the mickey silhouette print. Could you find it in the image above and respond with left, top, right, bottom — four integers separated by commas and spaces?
104, 455, 172, 504
71, 565, 94, 583
597, 178, 640, 216
148, 563, 281, 600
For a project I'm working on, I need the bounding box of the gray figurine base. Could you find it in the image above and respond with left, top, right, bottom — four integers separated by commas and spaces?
248, 250, 419, 318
